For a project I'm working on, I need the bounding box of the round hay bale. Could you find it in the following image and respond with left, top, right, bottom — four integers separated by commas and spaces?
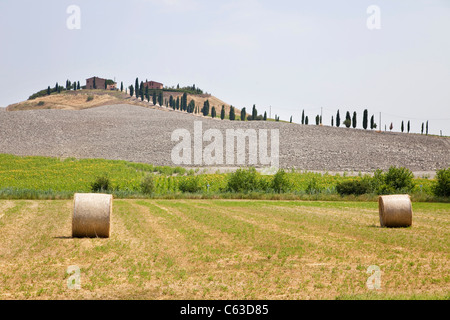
378, 195, 412, 228
72, 193, 112, 238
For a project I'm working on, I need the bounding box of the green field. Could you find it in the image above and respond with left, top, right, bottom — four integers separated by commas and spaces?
0, 154, 439, 200
0, 199, 448, 299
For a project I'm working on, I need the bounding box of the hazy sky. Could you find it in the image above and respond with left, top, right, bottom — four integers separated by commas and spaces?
1, 0, 449, 135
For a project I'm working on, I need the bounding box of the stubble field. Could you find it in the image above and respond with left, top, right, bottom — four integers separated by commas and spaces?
0, 199, 448, 300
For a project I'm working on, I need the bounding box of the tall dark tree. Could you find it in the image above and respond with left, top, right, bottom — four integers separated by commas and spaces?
73, 81, 77, 91
129, 85, 134, 97
336, 110, 341, 127
241, 107, 246, 121
370, 115, 375, 130
187, 100, 195, 113
202, 100, 210, 116
229, 106, 235, 121
263, 111, 267, 121
389, 122, 393, 131
145, 86, 149, 102
47, 86, 51, 95
344, 111, 351, 128
153, 91, 157, 105
421, 122, 424, 135
93, 77, 96, 89
290, 116, 292, 123
176, 97, 180, 110
252, 104, 257, 120
77, 81, 80, 90
135, 78, 139, 98
331, 116, 334, 127
139, 81, 144, 99
220, 105, 225, 120
158, 91, 163, 106
120, 82, 123, 92
182, 93, 188, 111
426, 121, 429, 135
407, 120, 410, 133
315, 115, 320, 125
305, 116, 309, 125
211, 107, 216, 118
363, 109, 368, 130
352, 111, 357, 129
401, 121, 404, 133
301, 110, 305, 125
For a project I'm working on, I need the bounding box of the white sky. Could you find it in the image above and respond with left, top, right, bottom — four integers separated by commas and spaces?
0, 0, 449, 135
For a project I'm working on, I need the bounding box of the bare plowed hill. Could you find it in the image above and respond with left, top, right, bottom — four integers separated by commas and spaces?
1, 104, 449, 172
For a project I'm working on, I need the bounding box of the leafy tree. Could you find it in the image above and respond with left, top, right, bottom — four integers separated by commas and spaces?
352, 111, 357, 128
272, 169, 291, 193
363, 109, 368, 130
433, 168, 450, 197
221, 105, 225, 120
229, 106, 235, 121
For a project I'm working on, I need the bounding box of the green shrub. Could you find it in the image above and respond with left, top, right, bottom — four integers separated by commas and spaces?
433, 168, 450, 197
86, 95, 94, 102
140, 175, 155, 194
384, 166, 415, 193
227, 167, 259, 193
90, 175, 110, 192
336, 178, 372, 196
272, 169, 291, 193
305, 177, 322, 194
178, 176, 202, 193
37, 101, 45, 106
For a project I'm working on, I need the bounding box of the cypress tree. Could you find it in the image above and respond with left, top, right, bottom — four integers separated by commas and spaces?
363, 109, 368, 130
336, 110, 341, 127
73, 81, 76, 91
263, 111, 267, 121
229, 106, 235, 121
158, 91, 163, 106
176, 97, 180, 110
77, 81, 80, 90
252, 104, 257, 120
301, 110, 305, 125
47, 86, 51, 95
153, 91, 157, 105
352, 111, 357, 128
421, 122, 424, 135
426, 121, 429, 135
120, 82, 123, 92
93, 77, 96, 89
221, 105, 225, 120
370, 115, 375, 129
407, 120, 410, 133
135, 78, 139, 98
344, 111, 351, 128
331, 116, 334, 127
211, 107, 216, 118
105, 80, 108, 90
401, 121, 404, 133
305, 116, 309, 125
315, 115, 320, 125
241, 107, 246, 121
290, 116, 292, 123
145, 86, 149, 102
129, 85, 134, 97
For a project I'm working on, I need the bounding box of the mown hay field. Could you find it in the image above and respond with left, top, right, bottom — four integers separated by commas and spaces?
0, 199, 448, 300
